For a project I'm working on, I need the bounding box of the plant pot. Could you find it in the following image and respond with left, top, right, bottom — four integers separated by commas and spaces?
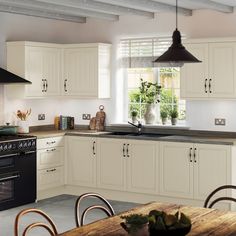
161, 117, 168, 125
121, 222, 149, 236
171, 118, 178, 125
144, 104, 156, 124
17, 120, 29, 133
132, 116, 138, 124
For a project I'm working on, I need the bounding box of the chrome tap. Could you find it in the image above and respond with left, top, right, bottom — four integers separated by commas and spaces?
128, 121, 142, 134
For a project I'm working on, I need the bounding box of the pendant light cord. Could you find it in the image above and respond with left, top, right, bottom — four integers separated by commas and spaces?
175, 0, 178, 29
176, 0, 178, 29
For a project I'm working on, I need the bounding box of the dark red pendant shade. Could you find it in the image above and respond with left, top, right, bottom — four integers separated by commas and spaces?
154, 29, 201, 66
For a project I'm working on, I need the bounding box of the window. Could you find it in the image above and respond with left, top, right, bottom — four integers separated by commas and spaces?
120, 38, 186, 123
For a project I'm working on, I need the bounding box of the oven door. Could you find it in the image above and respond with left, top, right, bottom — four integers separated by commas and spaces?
0, 172, 20, 210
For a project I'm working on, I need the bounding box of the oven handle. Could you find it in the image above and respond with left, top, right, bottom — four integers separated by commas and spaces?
23, 150, 36, 155
0, 174, 20, 182
0, 153, 20, 158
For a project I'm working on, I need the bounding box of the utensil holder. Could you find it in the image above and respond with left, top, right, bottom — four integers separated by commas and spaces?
17, 120, 29, 133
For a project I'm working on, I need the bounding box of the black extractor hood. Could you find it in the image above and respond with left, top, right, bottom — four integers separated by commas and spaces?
0, 68, 31, 84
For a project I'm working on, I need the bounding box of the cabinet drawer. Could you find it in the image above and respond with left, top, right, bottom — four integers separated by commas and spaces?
37, 147, 64, 170
37, 136, 64, 149
37, 166, 64, 191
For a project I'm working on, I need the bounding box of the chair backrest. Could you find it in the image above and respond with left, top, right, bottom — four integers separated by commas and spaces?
14, 208, 58, 236
204, 185, 236, 208
75, 192, 115, 227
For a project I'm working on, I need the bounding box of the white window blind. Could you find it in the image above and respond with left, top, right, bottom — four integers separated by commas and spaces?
120, 37, 172, 68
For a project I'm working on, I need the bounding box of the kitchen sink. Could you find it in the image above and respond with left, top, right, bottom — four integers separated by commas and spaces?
107, 132, 172, 138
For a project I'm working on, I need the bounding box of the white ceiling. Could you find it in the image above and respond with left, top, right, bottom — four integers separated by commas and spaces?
0, 0, 234, 23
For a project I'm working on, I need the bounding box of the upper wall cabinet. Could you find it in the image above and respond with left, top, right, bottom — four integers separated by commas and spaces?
6, 42, 61, 98
6, 42, 111, 99
63, 44, 111, 98
181, 41, 236, 99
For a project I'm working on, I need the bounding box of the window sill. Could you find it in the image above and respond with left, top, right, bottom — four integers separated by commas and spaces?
108, 122, 190, 130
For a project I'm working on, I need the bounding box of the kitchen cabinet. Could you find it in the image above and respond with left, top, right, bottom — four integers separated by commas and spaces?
160, 142, 230, 200
127, 139, 158, 194
6, 42, 111, 99
6, 42, 61, 98
181, 41, 236, 99
97, 138, 125, 191
97, 138, 158, 194
37, 136, 65, 192
66, 136, 97, 187
63, 44, 111, 98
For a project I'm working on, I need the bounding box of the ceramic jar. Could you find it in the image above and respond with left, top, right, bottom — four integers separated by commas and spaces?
17, 120, 29, 133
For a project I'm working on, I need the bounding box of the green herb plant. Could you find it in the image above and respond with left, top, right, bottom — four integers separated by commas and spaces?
121, 214, 149, 234
139, 78, 161, 104
131, 110, 138, 117
160, 111, 168, 119
169, 109, 178, 119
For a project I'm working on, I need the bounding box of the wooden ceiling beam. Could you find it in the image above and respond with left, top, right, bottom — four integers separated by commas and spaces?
95, 0, 192, 16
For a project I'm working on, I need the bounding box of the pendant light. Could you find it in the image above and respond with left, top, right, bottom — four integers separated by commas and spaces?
154, 0, 201, 67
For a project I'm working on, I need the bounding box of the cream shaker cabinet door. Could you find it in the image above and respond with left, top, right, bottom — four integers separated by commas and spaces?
97, 138, 126, 191
160, 142, 194, 199
42, 47, 61, 96
37, 166, 64, 191
127, 140, 158, 194
37, 147, 64, 170
63, 47, 98, 97
180, 43, 209, 99
208, 42, 236, 98
193, 144, 230, 200
67, 136, 97, 187
25, 47, 44, 97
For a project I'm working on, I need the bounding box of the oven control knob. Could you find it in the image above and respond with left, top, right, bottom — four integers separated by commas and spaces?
0, 145, 3, 151
28, 141, 31, 147
18, 142, 23, 149
3, 144, 8, 150
8, 143, 12, 150
23, 142, 28, 148
31, 140, 36, 147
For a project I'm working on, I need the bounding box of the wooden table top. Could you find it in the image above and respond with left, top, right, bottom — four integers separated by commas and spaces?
58, 202, 236, 236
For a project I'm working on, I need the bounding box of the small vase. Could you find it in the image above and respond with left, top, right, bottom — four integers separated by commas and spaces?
132, 116, 138, 124
144, 104, 156, 124
161, 117, 167, 125
17, 120, 29, 133
171, 118, 178, 125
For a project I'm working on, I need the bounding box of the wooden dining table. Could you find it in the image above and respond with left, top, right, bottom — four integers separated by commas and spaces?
58, 202, 236, 236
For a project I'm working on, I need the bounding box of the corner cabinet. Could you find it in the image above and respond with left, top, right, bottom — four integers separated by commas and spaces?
63, 44, 111, 98
6, 42, 61, 98
181, 41, 236, 99
159, 142, 230, 200
6, 42, 111, 99
66, 136, 97, 187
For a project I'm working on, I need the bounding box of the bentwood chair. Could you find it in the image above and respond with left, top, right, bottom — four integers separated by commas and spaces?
204, 185, 236, 208
14, 208, 58, 236
75, 192, 115, 227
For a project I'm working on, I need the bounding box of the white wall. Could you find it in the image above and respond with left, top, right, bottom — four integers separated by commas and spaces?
2, 10, 236, 130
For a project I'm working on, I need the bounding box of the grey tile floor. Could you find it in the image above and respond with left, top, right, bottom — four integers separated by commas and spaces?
0, 194, 140, 236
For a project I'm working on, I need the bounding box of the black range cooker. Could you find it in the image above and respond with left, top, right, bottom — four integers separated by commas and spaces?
0, 135, 36, 211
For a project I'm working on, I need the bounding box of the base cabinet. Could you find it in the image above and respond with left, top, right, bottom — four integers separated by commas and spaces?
127, 140, 158, 194
38, 167, 64, 191
160, 142, 230, 200
37, 136, 65, 192
97, 138, 126, 191
66, 136, 97, 187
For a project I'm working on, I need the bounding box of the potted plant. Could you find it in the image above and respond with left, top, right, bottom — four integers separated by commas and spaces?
139, 78, 161, 124
160, 110, 168, 125
170, 109, 178, 125
120, 214, 149, 236
131, 110, 138, 124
